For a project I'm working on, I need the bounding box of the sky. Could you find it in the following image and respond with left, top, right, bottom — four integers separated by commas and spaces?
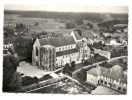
4, 5, 128, 14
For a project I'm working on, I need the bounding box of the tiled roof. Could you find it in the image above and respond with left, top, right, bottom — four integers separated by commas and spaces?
109, 71, 127, 84
56, 49, 78, 57
100, 67, 110, 77
38, 36, 76, 47
87, 67, 127, 84
73, 31, 82, 40
87, 68, 98, 76
110, 65, 123, 72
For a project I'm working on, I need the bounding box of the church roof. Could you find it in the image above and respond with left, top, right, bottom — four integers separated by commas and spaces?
73, 31, 82, 40
56, 48, 78, 57
81, 30, 95, 38
38, 36, 76, 47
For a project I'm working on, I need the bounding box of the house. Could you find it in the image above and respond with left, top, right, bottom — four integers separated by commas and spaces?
93, 48, 111, 59
103, 33, 110, 37
109, 39, 122, 46
32, 31, 91, 71
86, 66, 127, 93
3, 44, 17, 57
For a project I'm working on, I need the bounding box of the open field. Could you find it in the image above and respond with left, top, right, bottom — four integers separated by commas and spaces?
4, 14, 67, 33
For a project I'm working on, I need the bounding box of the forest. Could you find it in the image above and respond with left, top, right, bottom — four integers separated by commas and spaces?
4, 10, 128, 20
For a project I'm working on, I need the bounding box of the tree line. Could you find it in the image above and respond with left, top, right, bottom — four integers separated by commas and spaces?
4, 10, 105, 20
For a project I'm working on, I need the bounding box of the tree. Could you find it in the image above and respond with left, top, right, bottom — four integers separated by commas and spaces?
9, 72, 22, 91
3, 55, 19, 92
86, 23, 94, 29
62, 63, 72, 76
34, 22, 38, 26
84, 60, 93, 66
34, 76, 38, 84
71, 61, 75, 70
14, 37, 33, 62
75, 19, 83, 25
3, 27, 14, 38
94, 53, 100, 59
65, 22, 75, 29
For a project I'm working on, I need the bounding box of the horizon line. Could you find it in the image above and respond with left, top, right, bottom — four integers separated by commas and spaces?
4, 9, 128, 14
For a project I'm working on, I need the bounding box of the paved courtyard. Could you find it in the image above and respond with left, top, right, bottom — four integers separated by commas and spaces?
92, 85, 123, 95
17, 63, 52, 78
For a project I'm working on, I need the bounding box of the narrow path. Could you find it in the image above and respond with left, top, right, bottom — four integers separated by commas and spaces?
73, 56, 127, 75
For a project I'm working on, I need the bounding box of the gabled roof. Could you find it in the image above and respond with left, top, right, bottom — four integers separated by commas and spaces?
110, 65, 123, 72
109, 71, 127, 84
87, 68, 98, 76
73, 31, 82, 40
56, 49, 78, 57
100, 67, 110, 77
38, 36, 76, 47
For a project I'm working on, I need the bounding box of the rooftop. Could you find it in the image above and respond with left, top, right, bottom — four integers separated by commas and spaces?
38, 36, 76, 47
81, 30, 95, 38
87, 66, 127, 84
73, 31, 82, 40
56, 48, 78, 57
110, 65, 123, 72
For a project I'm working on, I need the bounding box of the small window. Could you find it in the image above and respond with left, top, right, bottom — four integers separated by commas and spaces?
65, 47, 67, 49
36, 46, 38, 56
59, 48, 61, 51
104, 82, 107, 85
71, 46, 72, 48
56, 58, 57, 61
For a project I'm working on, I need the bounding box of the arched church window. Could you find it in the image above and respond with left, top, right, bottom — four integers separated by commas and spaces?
36, 46, 38, 56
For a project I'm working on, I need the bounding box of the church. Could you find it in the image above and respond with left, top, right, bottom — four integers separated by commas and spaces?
32, 31, 91, 71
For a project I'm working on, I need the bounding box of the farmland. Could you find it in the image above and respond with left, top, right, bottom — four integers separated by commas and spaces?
4, 14, 70, 33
